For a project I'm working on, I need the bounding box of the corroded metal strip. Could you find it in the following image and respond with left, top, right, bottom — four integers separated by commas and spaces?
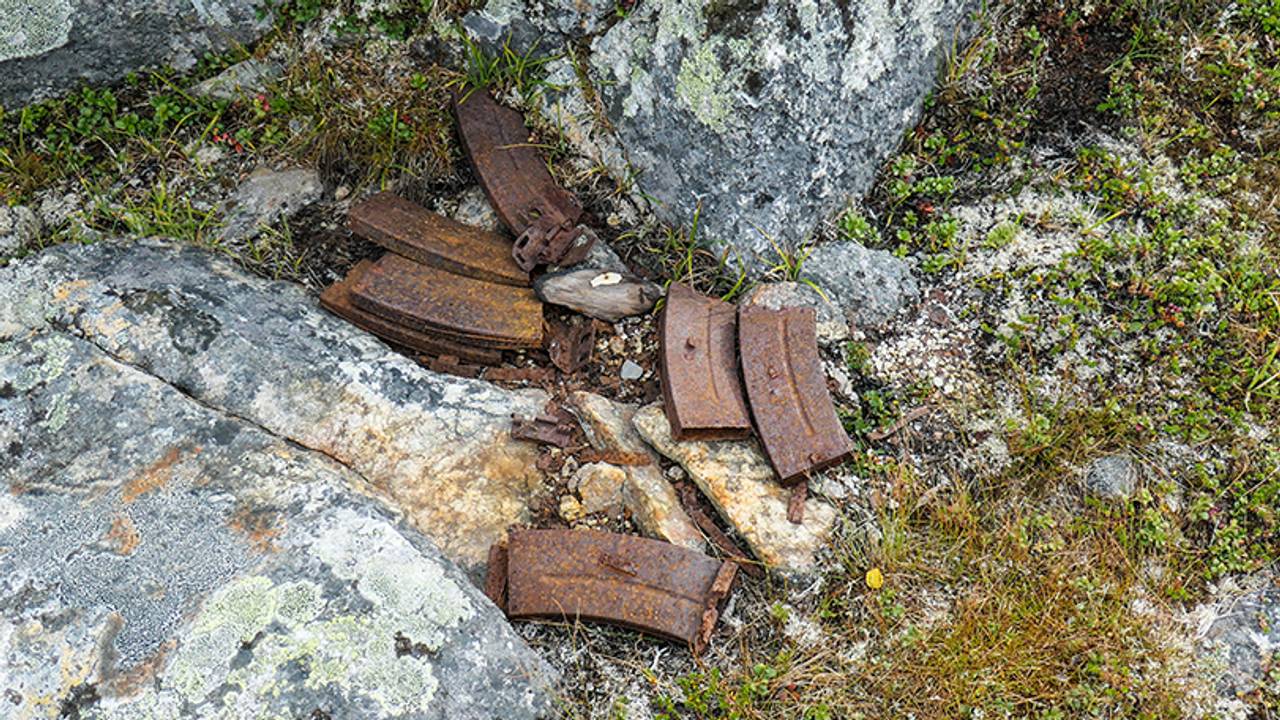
676, 482, 763, 579
547, 316, 595, 374
348, 191, 529, 287
453, 89, 594, 269
787, 482, 807, 525
320, 261, 504, 365
504, 529, 735, 653
658, 283, 752, 441
739, 306, 854, 485
349, 253, 543, 349
484, 542, 509, 611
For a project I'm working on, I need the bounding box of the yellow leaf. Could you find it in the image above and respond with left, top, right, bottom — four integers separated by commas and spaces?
865, 567, 885, 590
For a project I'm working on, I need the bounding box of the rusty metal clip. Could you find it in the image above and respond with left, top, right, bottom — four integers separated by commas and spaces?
512, 213, 591, 272
546, 316, 595, 374
350, 253, 543, 349
511, 409, 579, 448
348, 191, 529, 287
659, 283, 752, 441
321, 261, 504, 365
739, 306, 854, 485
453, 89, 595, 270
501, 529, 737, 653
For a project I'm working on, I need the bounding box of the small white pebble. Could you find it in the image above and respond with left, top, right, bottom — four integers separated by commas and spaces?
620, 360, 644, 381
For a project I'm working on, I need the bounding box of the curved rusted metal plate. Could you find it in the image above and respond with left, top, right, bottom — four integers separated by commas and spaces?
348, 191, 529, 287
453, 89, 593, 270
739, 306, 854, 485
659, 283, 751, 441
505, 528, 735, 652
350, 253, 543, 349
320, 260, 504, 365
453, 89, 582, 235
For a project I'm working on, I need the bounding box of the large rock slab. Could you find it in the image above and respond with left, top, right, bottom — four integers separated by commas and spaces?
583, 0, 974, 262
0, 240, 549, 570
632, 403, 836, 576
1202, 574, 1280, 707
1, 0, 271, 108
0, 331, 555, 718
798, 241, 920, 327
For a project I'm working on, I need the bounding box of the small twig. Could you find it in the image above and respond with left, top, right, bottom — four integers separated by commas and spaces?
867, 406, 932, 441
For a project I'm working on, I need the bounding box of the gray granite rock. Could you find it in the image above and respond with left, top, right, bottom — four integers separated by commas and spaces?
189, 57, 283, 101
1, 0, 271, 108
443, 185, 503, 234
1203, 573, 1280, 705
464, 0, 617, 55
799, 241, 919, 328
0, 331, 555, 718
220, 166, 324, 243
578, 0, 975, 263
1085, 454, 1139, 501
0, 205, 41, 256
0, 239, 550, 571
743, 281, 849, 346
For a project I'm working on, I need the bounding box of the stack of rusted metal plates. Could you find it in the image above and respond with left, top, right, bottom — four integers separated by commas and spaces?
321, 192, 543, 363
660, 283, 854, 514
322, 88, 602, 365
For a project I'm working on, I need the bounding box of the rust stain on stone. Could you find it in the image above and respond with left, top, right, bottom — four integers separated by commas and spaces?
101, 638, 176, 699
122, 446, 192, 503
309, 387, 546, 567
51, 279, 92, 303
103, 515, 140, 556
227, 503, 282, 553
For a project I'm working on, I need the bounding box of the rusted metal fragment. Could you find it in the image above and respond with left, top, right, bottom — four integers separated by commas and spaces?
348, 191, 529, 287
739, 306, 854, 485
547, 316, 595, 374
659, 283, 752, 441
484, 542, 509, 611
504, 529, 735, 652
511, 409, 579, 448
426, 355, 484, 379
350, 253, 543, 349
485, 365, 556, 384
697, 562, 738, 651
453, 89, 594, 270
320, 261, 504, 364
787, 482, 807, 525
676, 482, 763, 578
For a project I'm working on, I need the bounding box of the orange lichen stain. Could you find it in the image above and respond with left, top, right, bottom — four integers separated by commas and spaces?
104, 515, 140, 556
122, 445, 198, 503
227, 503, 282, 553
51, 279, 92, 303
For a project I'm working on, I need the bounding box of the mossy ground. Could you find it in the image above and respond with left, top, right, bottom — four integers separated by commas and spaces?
2, 0, 1279, 718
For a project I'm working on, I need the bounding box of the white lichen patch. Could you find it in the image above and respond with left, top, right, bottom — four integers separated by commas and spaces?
95, 509, 477, 719
309, 508, 475, 644
838, 0, 946, 96
0, 0, 73, 62
869, 316, 981, 400
0, 493, 25, 533
9, 334, 74, 392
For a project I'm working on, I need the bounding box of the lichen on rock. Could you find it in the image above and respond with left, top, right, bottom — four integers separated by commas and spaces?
0, 0, 73, 63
